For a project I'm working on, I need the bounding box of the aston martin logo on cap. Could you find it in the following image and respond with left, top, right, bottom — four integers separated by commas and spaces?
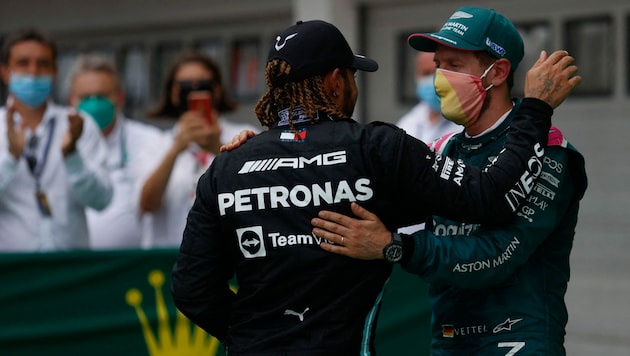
450, 11, 473, 20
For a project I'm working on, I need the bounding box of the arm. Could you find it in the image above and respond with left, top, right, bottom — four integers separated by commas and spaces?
402, 148, 582, 288
314, 148, 582, 288
0, 105, 23, 196
66, 111, 113, 210
171, 168, 235, 341
139, 143, 182, 212
140, 112, 213, 212
403, 98, 548, 222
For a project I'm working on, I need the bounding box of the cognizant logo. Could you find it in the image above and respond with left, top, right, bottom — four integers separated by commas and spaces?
238, 150, 346, 174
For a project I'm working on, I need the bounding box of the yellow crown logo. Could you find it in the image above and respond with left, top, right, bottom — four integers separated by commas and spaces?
126, 270, 220, 356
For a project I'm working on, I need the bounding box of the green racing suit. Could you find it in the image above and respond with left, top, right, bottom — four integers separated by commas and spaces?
401, 99, 588, 355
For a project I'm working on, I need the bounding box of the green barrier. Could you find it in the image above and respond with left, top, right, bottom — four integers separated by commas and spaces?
0, 250, 430, 355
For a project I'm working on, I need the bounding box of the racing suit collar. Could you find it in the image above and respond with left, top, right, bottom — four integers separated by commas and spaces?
273, 107, 345, 128
455, 99, 521, 151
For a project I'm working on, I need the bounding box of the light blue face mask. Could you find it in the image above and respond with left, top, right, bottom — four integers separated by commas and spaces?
416, 75, 441, 112
78, 96, 116, 131
9, 73, 53, 108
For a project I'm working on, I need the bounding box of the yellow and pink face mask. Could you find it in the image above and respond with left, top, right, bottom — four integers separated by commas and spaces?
434, 62, 495, 126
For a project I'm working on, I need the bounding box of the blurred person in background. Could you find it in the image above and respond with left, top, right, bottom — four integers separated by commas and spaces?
68, 54, 164, 249
138, 50, 259, 247
0, 27, 112, 251
396, 51, 460, 144
397, 52, 459, 235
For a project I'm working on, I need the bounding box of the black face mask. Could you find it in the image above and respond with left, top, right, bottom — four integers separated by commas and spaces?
177, 79, 215, 112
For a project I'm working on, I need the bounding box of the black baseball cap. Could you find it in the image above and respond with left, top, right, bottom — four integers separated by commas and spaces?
267, 20, 378, 82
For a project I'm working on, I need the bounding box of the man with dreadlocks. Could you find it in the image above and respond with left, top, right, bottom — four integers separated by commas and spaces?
171, 20, 579, 355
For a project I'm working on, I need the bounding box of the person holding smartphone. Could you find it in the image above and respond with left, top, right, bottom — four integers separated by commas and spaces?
138, 50, 259, 247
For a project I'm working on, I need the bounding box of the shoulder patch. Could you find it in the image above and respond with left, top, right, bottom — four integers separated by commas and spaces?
548, 126, 568, 148
430, 131, 458, 154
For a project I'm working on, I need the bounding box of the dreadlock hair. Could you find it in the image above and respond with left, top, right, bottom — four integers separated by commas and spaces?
254, 59, 346, 130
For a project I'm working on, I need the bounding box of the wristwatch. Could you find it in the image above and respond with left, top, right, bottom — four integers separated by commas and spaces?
383, 232, 404, 263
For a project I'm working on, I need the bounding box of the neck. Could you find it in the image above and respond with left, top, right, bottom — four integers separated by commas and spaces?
464, 91, 513, 137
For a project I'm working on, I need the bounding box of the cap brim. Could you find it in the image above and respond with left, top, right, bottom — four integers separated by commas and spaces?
408, 33, 443, 52
352, 55, 378, 72
408, 33, 482, 53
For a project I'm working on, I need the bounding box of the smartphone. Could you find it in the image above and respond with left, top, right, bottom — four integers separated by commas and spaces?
178, 80, 213, 108
187, 91, 214, 126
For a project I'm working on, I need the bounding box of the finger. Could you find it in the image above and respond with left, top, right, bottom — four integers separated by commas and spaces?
533, 50, 548, 67
222, 142, 239, 152
312, 227, 340, 242
555, 55, 575, 71
319, 240, 345, 254
311, 217, 347, 235
545, 50, 569, 65
563, 64, 579, 79
313, 228, 349, 250
238, 130, 253, 144
350, 202, 378, 220
568, 75, 582, 89
317, 210, 345, 223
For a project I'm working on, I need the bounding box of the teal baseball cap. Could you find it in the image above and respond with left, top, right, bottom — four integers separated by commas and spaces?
408, 7, 524, 72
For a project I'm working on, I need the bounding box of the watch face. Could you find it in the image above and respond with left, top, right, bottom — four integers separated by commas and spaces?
385, 244, 403, 263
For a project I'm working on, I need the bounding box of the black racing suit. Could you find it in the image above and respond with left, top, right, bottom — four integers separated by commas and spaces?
172, 98, 552, 355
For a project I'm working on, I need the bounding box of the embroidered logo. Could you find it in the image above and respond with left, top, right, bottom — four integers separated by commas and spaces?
237, 226, 267, 258
280, 129, 307, 142
284, 307, 310, 321
493, 318, 523, 333
450, 11, 473, 20
275, 33, 298, 51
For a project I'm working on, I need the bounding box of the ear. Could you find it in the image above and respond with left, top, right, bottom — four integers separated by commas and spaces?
323, 68, 343, 98
490, 58, 511, 87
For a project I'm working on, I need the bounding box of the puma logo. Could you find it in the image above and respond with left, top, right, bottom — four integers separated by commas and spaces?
275, 33, 298, 51
284, 307, 310, 321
